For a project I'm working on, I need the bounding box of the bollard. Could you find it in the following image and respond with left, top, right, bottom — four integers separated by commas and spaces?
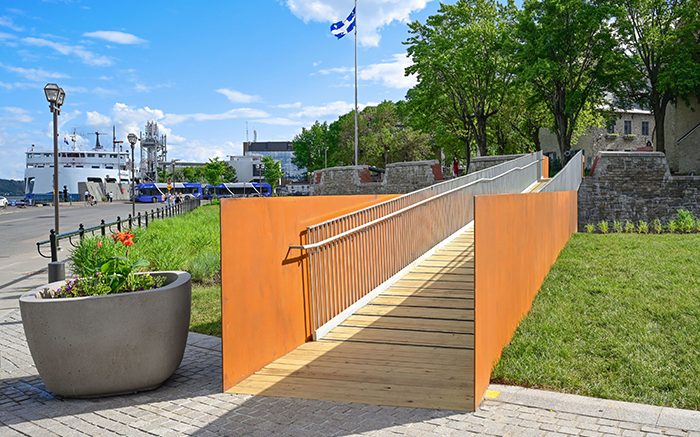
48, 261, 65, 283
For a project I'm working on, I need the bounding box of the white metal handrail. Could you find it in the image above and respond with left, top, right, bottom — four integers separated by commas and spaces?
296, 154, 543, 337
292, 159, 541, 251
540, 150, 583, 193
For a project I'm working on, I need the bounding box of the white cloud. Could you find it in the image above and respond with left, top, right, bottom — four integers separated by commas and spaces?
23, 37, 112, 66
216, 88, 260, 104
86, 111, 111, 127
291, 100, 377, 119
316, 54, 416, 89
1, 107, 32, 123
0, 16, 23, 32
0, 63, 69, 82
285, 0, 433, 46
253, 117, 304, 126
83, 30, 146, 45
165, 108, 269, 124
0, 31, 16, 40
360, 53, 416, 89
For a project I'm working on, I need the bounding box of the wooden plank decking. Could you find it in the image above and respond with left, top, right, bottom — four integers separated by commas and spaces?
229, 228, 475, 411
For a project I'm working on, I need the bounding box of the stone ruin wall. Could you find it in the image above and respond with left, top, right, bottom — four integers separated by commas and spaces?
578, 152, 700, 229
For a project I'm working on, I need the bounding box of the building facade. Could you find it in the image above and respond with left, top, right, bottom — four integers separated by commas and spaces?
664, 96, 700, 174
243, 141, 307, 182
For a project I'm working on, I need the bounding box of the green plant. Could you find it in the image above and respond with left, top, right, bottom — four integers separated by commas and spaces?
186, 251, 221, 283
45, 231, 164, 299
624, 220, 635, 233
585, 224, 595, 233
652, 218, 663, 234
696, 219, 700, 233
612, 220, 623, 233
637, 220, 649, 234
674, 209, 696, 233
598, 221, 609, 234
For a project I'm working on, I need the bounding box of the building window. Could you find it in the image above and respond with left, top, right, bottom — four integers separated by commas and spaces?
624, 120, 632, 135
642, 121, 649, 136
606, 119, 615, 134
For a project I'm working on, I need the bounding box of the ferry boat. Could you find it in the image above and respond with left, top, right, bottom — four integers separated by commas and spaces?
24, 146, 131, 202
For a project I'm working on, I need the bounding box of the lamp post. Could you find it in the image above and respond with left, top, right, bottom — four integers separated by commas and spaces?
127, 133, 138, 218
44, 83, 65, 234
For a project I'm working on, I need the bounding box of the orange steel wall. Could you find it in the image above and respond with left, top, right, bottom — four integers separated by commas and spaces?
473, 191, 577, 408
542, 155, 550, 179
220, 195, 398, 391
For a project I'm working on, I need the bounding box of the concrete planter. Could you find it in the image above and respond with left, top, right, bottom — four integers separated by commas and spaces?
19, 271, 191, 398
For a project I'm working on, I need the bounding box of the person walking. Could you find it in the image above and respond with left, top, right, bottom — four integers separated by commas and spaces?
108, 191, 113, 203
84, 190, 90, 204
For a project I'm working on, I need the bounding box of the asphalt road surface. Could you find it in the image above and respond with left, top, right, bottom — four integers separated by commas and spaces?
0, 201, 161, 312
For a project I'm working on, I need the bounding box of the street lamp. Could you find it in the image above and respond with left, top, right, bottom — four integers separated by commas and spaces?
127, 133, 138, 218
44, 83, 65, 234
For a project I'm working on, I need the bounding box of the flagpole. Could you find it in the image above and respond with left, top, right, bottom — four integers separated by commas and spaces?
353, 0, 359, 166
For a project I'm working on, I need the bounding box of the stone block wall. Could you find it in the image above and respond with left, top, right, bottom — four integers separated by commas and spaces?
578, 151, 700, 229
468, 154, 524, 173
311, 160, 444, 195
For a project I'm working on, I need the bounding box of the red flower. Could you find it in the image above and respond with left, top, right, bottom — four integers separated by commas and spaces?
112, 231, 136, 247
97, 241, 102, 248
123, 239, 134, 247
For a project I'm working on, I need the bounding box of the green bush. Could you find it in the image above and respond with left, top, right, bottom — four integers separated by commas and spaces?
674, 209, 696, 233
612, 220, 623, 233
624, 220, 635, 233
696, 219, 700, 233
584, 224, 595, 233
70, 236, 129, 277
187, 251, 221, 283
637, 220, 649, 234
667, 221, 678, 233
598, 221, 609, 234
652, 218, 663, 234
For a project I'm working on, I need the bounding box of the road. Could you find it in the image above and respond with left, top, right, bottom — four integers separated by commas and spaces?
0, 201, 161, 313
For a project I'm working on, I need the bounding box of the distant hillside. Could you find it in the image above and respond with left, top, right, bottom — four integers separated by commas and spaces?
0, 179, 23, 195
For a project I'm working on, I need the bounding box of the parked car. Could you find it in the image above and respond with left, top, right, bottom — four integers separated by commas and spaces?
0, 196, 7, 208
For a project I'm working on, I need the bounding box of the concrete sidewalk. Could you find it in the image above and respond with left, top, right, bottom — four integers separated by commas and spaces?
1, 309, 698, 436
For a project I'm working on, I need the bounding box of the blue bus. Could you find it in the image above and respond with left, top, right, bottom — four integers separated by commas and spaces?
134, 182, 203, 203
206, 182, 272, 199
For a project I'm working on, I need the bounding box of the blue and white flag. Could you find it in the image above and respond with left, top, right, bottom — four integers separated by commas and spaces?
330, 7, 356, 39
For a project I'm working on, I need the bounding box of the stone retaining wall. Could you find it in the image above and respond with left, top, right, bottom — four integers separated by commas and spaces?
311, 160, 444, 195
467, 154, 524, 173
578, 152, 700, 228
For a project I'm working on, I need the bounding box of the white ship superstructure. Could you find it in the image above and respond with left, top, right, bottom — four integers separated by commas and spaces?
24, 148, 131, 201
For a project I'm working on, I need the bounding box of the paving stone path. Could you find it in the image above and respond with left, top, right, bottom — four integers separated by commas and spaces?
1, 309, 698, 436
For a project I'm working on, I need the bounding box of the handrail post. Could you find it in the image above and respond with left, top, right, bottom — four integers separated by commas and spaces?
49, 229, 58, 262
78, 224, 84, 241
128, 214, 133, 229
144, 211, 149, 227
138, 212, 142, 228
116, 216, 121, 232
100, 219, 106, 236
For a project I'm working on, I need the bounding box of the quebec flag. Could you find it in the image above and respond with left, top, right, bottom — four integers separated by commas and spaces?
330, 7, 356, 39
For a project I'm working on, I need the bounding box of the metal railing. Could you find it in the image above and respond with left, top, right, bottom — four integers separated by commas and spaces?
306, 152, 542, 248
37, 198, 201, 262
295, 153, 543, 337
540, 150, 583, 193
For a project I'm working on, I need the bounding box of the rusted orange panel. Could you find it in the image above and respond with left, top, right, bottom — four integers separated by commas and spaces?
542, 155, 550, 179
220, 195, 398, 391
473, 191, 577, 409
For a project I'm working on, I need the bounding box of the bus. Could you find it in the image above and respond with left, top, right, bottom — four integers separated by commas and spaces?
206, 182, 272, 199
134, 182, 203, 203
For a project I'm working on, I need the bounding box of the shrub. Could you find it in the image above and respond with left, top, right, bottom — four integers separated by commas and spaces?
637, 221, 649, 234
667, 221, 678, 233
624, 220, 635, 233
598, 221, 609, 234
674, 209, 696, 233
187, 251, 221, 283
696, 219, 700, 233
612, 220, 623, 233
585, 224, 595, 233
652, 218, 663, 234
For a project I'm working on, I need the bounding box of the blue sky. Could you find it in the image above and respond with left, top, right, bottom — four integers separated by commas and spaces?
0, 0, 452, 180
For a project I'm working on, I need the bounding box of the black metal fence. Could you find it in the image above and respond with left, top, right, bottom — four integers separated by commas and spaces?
37, 198, 201, 262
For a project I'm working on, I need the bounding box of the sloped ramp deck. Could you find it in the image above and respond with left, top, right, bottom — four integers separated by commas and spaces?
230, 229, 474, 411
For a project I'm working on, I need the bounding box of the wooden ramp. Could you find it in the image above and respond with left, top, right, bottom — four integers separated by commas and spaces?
229, 228, 475, 411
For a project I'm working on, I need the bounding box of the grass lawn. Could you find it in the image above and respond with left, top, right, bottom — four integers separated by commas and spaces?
191, 285, 221, 337
492, 233, 700, 410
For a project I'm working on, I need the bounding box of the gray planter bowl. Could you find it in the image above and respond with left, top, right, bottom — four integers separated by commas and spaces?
19, 271, 191, 398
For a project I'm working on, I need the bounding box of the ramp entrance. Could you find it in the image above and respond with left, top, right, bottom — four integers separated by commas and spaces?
231, 228, 475, 411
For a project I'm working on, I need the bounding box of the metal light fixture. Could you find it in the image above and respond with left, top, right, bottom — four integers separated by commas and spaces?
127, 133, 138, 218
44, 83, 65, 234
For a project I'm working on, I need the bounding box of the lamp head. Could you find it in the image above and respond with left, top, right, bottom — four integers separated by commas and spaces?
56, 88, 66, 107
127, 133, 138, 147
44, 83, 60, 104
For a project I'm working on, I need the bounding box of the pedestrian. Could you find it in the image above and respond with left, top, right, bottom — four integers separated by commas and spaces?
452, 157, 459, 177
84, 190, 89, 204
108, 191, 113, 203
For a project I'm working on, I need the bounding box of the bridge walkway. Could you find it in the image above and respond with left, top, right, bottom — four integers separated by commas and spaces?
231, 228, 475, 411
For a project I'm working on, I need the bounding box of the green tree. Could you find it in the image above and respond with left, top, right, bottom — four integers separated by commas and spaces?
261, 155, 283, 192
517, 0, 625, 158
406, 0, 516, 158
202, 158, 236, 185
182, 166, 204, 183
614, 0, 700, 153
292, 121, 333, 174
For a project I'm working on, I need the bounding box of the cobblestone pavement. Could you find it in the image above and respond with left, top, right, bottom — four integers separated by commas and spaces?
1, 309, 699, 436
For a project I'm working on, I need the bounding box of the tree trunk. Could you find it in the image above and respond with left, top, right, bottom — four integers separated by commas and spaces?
653, 102, 667, 154
530, 127, 541, 152
475, 116, 488, 156
463, 136, 471, 174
